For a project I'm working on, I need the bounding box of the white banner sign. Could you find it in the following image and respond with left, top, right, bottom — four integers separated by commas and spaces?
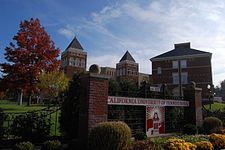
108, 96, 189, 107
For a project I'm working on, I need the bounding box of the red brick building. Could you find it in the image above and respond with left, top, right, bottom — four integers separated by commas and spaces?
150, 42, 212, 98
116, 51, 139, 84
61, 37, 87, 79
100, 67, 116, 80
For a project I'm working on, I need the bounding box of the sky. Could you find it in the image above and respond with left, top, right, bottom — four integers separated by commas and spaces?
0, 0, 225, 86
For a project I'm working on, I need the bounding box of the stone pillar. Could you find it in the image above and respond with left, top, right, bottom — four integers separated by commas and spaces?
78, 73, 109, 148
183, 82, 203, 127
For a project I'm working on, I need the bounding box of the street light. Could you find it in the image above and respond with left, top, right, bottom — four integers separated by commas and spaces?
207, 84, 212, 110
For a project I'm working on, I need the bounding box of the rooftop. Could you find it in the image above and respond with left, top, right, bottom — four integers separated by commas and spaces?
119, 51, 136, 62
151, 42, 212, 60
65, 36, 84, 51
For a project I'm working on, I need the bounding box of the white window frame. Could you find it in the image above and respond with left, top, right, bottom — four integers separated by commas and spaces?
172, 73, 179, 84
181, 72, 188, 84
157, 67, 162, 74
181, 60, 187, 68
172, 60, 178, 69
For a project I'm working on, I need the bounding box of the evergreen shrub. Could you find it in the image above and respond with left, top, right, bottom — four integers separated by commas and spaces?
11, 111, 51, 140
60, 74, 81, 138
134, 131, 147, 141
183, 124, 197, 135
203, 117, 223, 134
88, 121, 131, 150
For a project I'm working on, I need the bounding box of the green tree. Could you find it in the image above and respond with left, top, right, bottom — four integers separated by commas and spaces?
215, 80, 225, 100
38, 71, 69, 102
119, 78, 137, 97
60, 73, 81, 138
108, 79, 121, 96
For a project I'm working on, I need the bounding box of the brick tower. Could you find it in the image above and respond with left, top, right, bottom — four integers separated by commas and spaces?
61, 37, 87, 79
116, 51, 139, 84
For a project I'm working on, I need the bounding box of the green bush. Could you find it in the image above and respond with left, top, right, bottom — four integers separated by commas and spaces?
0, 108, 5, 138
203, 117, 223, 134
183, 124, 197, 135
88, 121, 131, 150
149, 137, 168, 150
134, 131, 147, 141
14, 141, 34, 150
41, 140, 62, 150
11, 111, 51, 140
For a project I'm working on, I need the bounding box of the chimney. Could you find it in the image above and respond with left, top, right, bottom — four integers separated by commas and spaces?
174, 42, 190, 49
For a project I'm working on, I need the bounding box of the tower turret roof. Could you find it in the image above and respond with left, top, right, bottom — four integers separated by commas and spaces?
119, 51, 136, 62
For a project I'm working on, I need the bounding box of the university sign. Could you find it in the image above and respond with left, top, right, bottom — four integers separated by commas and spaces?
108, 96, 189, 107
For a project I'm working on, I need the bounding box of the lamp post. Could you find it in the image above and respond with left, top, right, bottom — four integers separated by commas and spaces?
207, 84, 212, 110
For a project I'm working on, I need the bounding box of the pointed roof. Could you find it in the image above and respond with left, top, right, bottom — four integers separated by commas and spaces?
65, 36, 84, 50
120, 51, 136, 62
151, 42, 211, 61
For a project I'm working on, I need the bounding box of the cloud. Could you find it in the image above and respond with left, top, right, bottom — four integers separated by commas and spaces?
58, 26, 74, 39
87, 54, 120, 69
58, 0, 225, 86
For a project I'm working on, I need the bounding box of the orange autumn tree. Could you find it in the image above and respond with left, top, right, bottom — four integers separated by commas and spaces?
1, 18, 60, 105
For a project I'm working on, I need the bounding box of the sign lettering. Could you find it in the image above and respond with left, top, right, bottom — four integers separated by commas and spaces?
108, 96, 189, 107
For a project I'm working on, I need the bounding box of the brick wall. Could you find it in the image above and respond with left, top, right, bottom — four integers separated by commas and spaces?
152, 56, 212, 98
78, 73, 109, 147
183, 84, 203, 127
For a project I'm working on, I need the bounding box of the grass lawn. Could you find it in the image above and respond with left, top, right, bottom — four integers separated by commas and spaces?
0, 101, 46, 113
204, 102, 225, 111
0, 100, 61, 136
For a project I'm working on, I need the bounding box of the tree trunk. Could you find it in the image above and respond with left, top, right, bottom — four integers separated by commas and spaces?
17, 89, 23, 105
27, 92, 32, 106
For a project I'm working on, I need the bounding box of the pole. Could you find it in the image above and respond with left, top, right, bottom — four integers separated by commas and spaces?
178, 60, 182, 97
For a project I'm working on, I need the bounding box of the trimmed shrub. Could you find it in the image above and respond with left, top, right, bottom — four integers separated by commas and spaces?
195, 141, 213, 150
14, 141, 34, 150
11, 111, 51, 141
183, 124, 197, 135
165, 138, 196, 150
88, 121, 131, 150
203, 117, 223, 134
134, 131, 147, 141
41, 140, 62, 150
0, 108, 5, 138
209, 133, 225, 149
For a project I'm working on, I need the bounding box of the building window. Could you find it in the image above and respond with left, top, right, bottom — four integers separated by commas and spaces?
172, 73, 179, 84
123, 68, 126, 75
81, 60, 85, 67
157, 67, 162, 74
172, 60, 178, 69
181, 72, 188, 84
120, 69, 122, 76
181, 60, 187, 68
